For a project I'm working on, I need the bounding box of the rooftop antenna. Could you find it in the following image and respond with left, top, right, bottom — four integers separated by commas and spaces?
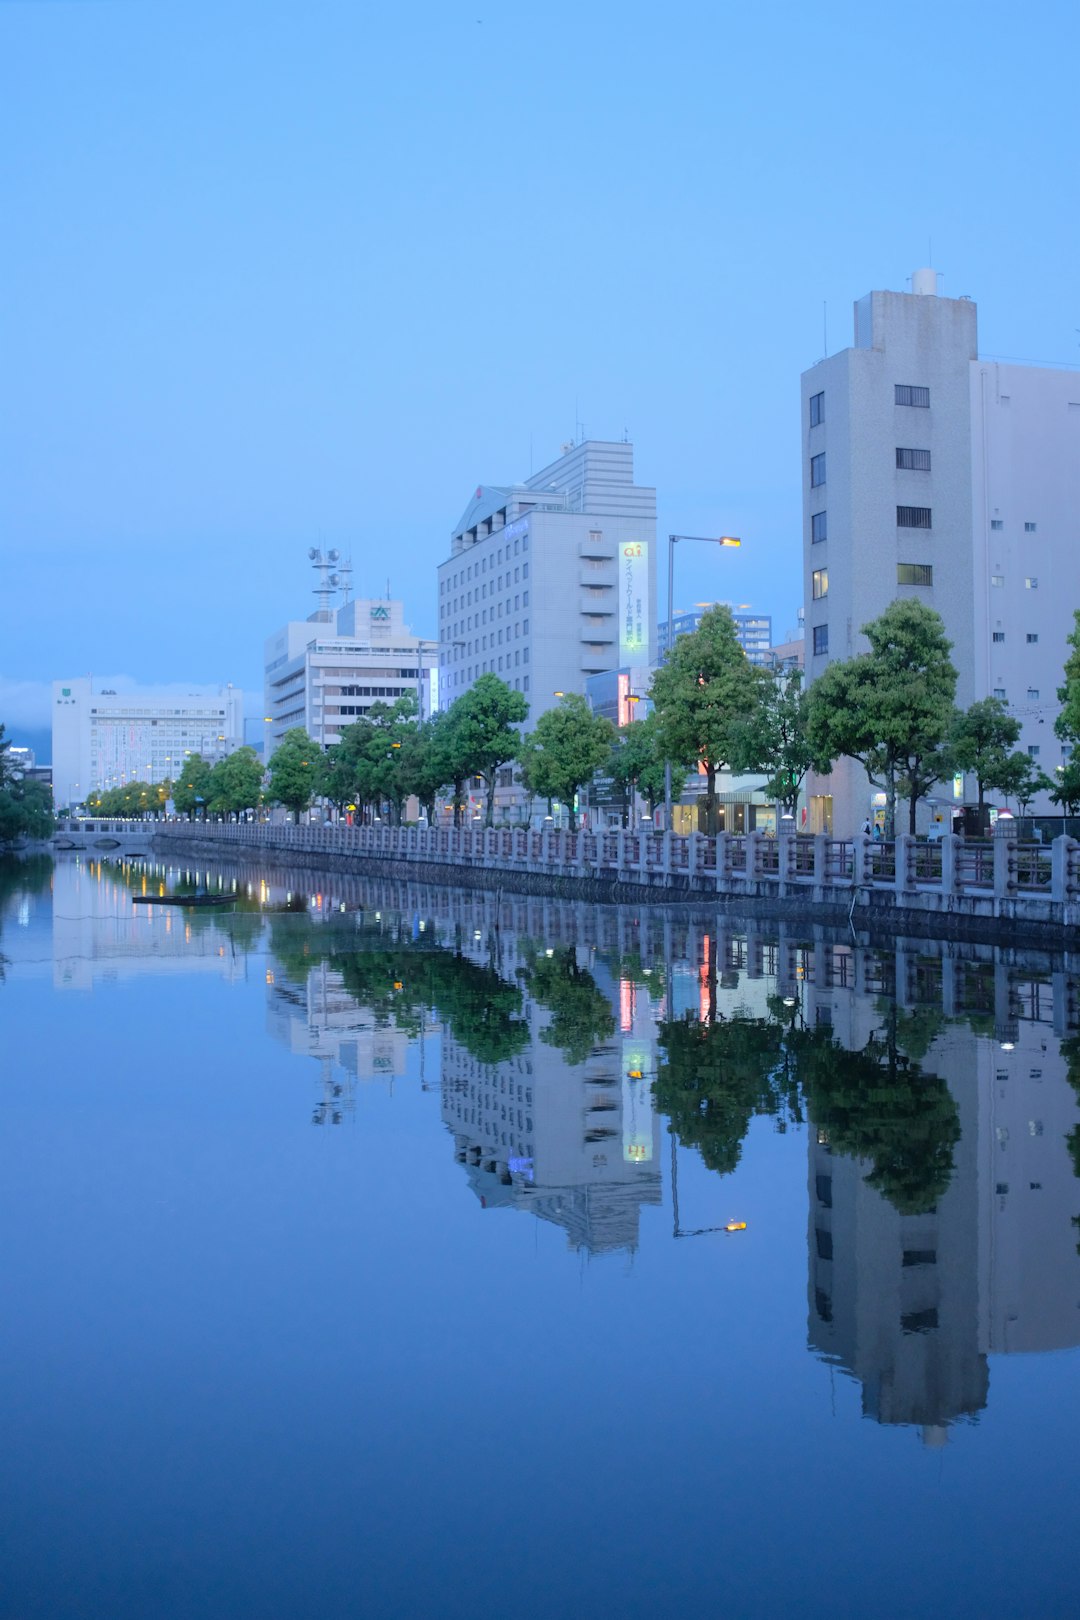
328, 555, 353, 605
308, 546, 339, 621
823, 300, 827, 358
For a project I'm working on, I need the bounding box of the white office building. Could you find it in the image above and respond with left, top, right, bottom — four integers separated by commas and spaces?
52, 678, 243, 808
264, 553, 438, 755
801, 269, 1080, 836
437, 440, 657, 722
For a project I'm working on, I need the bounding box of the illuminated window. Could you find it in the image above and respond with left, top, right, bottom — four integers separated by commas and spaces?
812, 568, 828, 600
897, 563, 933, 586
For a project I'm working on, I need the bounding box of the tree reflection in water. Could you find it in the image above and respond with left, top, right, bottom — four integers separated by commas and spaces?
657, 990, 960, 1217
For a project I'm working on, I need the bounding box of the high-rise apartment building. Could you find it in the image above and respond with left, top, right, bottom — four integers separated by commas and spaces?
264, 554, 437, 755
801, 270, 1080, 835
437, 440, 657, 721
52, 678, 243, 808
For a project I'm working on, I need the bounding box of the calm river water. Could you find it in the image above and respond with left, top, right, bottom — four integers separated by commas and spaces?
2, 852, 1079, 1618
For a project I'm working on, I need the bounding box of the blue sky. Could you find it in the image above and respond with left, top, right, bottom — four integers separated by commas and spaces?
3, 0, 1079, 749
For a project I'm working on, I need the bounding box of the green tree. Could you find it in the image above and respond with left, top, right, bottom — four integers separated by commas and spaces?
997, 750, 1052, 816
949, 697, 1021, 810
1048, 759, 1080, 815
452, 674, 528, 827
1055, 610, 1080, 746
729, 663, 814, 815
398, 713, 453, 825
608, 711, 669, 824
0, 728, 55, 843
207, 746, 264, 816
268, 729, 319, 822
517, 694, 614, 830
806, 599, 957, 836
649, 605, 764, 833
173, 753, 214, 819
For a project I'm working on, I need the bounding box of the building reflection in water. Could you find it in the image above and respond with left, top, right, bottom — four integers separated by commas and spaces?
797, 943, 1080, 1442
27, 854, 1080, 1419
440, 935, 662, 1257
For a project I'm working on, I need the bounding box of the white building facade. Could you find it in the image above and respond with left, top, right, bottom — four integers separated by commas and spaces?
264, 563, 437, 756
52, 678, 243, 808
437, 440, 658, 723
802, 270, 1080, 836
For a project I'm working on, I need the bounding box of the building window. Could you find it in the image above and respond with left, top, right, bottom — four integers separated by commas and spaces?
896, 447, 932, 470
810, 453, 826, 488
813, 624, 829, 656
991, 574, 1005, 587
1026, 577, 1038, 589
897, 505, 932, 529
1025, 521, 1037, 532
897, 563, 933, 586
991, 519, 1003, 530
994, 687, 1006, 699
1027, 633, 1039, 643
1028, 745, 1040, 758
809, 391, 824, 427
993, 631, 1005, 643
811, 510, 827, 544
895, 384, 930, 407
812, 568, 828, 600
1027, 688, 1040, 700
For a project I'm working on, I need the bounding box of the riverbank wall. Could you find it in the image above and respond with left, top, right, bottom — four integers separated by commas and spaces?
150, 822, 1080, 947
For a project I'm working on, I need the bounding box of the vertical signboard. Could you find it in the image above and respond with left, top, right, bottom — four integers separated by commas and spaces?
619, 541, 649, 665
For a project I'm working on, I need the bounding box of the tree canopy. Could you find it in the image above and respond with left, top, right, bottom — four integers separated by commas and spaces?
806, 599, 957, 835
517, 694, 615, 830
729, 663, 814, 814
451, 675, 528, 827
649, 605, 765, 830
949, 698, 1021, 810
0, 727, 54, 843
267, 729, 319, 820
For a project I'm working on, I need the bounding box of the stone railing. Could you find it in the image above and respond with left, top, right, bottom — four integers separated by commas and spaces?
151, 822, 1080, 927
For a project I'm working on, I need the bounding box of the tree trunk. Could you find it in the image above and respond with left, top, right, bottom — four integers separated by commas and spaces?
484, 774, 495, 828
705, 762, 717, 837
885, 767, 896, 840
908, 786, 918, 836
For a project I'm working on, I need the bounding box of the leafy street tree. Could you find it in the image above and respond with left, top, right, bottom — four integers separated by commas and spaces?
729, 663, 814, 816
398, 713, 453, 825
608, 711, 669, 824
997, 750, 1052, 816
207, 746, 264, 815
948, 697, 1021, 810
806, 599, 957, 836
268, 728, 319, 822
0, 727, 55, 843
516, 694, 615, 831
649, 605, 765, 833
1055, 609, 1080, 747
452, 674, 528, 827
1048, 759, 1080, 816
172, 753, 214, 818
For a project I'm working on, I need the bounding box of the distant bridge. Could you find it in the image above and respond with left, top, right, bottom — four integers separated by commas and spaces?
52, 819, 157, 853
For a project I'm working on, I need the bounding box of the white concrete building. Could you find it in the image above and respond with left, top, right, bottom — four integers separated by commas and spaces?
264, 554, 438, 755
658, 605, 773, 664
52, 678, 243, 808
801, 270, 1080, 835
437, 440, 657, 722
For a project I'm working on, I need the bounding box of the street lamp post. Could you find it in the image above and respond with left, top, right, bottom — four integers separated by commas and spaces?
663, 533, 742, 829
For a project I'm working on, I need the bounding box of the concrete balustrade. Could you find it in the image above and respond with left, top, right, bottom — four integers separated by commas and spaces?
147, 822, 1080, 933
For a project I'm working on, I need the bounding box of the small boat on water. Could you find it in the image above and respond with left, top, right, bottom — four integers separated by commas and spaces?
132, 894, 235, 908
